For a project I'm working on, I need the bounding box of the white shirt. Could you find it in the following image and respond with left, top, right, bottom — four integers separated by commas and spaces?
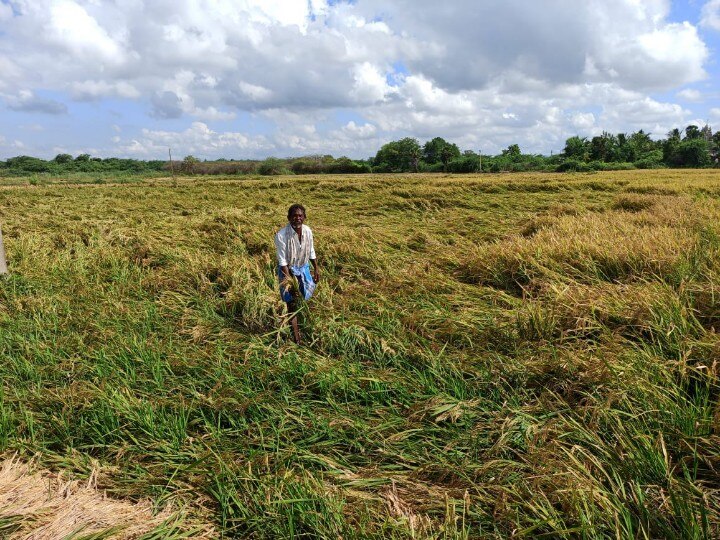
275, 223, 316, 267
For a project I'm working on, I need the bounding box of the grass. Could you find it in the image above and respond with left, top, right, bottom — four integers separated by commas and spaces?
0, 455, 205, 539
0, 169, 718, 537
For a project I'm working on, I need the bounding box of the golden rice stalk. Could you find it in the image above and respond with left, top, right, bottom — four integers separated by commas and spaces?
0, 455, 213, 539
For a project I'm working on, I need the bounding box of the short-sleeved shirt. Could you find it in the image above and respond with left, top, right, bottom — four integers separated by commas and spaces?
274, 223, 316, 267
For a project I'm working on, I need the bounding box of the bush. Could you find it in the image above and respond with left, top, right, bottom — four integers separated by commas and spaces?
259, 158, 291, 176
421, 162, 445, 173
607, 162, 636, 171
447, 155, 482, 173
291, 159, 324, 175
180, 156, 199, 174
634, 159, 665, 169
325, 158, 370, 174
556, 160, 589, 172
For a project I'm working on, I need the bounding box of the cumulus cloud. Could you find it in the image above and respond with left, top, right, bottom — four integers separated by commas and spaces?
0, 3, 12, 21
0, 0, 714, 157
114, 121, 271, 157
339, 121, 377, 139
71, 80, 140, 101
350, 0, 706, 92
677, 88, 703, 102
150, 91, 184, 119
45, 0, 125, 64
4, 90, 68, 114
701, 0, 720, 30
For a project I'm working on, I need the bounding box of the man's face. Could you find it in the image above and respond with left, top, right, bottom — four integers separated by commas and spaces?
290, 209, 305, 228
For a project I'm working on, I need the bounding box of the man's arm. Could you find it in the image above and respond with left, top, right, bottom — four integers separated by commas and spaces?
310, 258, 319, 283
275, 230, 288, 268
308, 229, 319, 282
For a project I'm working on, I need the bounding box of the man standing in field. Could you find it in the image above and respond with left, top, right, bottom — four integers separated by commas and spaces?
275, 204, 320, 344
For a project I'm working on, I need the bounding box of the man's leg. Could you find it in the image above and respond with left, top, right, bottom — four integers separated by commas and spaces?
287, 300, 301, 344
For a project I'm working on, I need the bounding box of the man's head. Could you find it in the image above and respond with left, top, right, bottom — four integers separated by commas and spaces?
288, 204, 306, 229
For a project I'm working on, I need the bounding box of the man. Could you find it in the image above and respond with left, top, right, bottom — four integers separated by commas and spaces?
274, 204, 320, 344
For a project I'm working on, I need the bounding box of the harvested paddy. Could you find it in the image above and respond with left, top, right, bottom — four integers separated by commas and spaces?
0, 170, 718, 538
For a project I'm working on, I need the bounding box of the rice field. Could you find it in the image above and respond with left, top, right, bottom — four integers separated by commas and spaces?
0, 169, 718, 538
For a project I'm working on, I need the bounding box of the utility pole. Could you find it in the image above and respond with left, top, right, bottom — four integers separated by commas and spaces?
169, 148, 175, 181
478, 149, 482, 172
0, 225, 7, 274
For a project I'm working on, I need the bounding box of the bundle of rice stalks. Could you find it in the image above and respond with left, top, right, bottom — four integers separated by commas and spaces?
280, 274, 300, 299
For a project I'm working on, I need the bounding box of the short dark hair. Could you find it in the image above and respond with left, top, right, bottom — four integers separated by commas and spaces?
287, 204, 306, 219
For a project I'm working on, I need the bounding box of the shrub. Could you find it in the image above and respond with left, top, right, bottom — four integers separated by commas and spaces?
556, 160, 589, 172
259, 158, 291, 176
447, 155, 481, 173
291, 159, 324, 175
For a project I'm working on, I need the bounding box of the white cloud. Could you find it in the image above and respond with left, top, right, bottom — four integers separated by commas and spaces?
570, 112, 596, 131
677, 88, 703, 102
0, 0, 715, 158
45, 0, 126, 64
599, 95, 688, 137
237, 81, 273, 102
0, 55, 23, 91
350, 62, 392, 103
192, 106, 236, 121
348, 0, 705, 92
0, 3, 12, 21
701, 0, 720, 30
339, 121, 377, 139
115, 121, 270, 157
3, 90, 68, 114
71, 80, 140, 100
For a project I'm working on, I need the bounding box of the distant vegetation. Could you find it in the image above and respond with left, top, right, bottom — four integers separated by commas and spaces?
1, 124, 719, 177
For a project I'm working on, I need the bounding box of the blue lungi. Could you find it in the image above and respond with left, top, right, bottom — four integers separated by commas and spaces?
278, 263, 316, 303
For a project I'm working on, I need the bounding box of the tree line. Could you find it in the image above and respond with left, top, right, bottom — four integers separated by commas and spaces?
2, 124, 719, 176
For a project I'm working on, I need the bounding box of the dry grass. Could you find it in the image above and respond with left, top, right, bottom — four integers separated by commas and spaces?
0, 456, 213, 539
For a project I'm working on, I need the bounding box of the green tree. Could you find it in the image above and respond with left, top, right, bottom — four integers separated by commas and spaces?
374, 138, 422, 172
6, 156, 52, 172
611, 133, 634, 162
712, 131, 720, 152
684, 125, 701, 140
628, 130, 655, 160
502, 144, 521, 160
53, 153, 73, 164
422, 137, 460, 169
589, 132, 617, 162
663, 128, 682, 163
563, 136, 589, 161
668, 138, 710, 167
180, 155, 199, 174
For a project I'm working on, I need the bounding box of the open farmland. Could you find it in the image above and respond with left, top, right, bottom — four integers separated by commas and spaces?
0, 170, 718, 538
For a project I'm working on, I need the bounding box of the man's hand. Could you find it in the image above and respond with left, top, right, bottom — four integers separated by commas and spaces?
310, 259, 320, 284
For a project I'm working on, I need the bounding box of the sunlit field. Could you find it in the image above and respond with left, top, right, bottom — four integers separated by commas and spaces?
0, 170, 719, 538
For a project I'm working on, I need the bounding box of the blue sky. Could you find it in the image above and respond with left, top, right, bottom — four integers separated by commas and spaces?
1, 0, 720, 160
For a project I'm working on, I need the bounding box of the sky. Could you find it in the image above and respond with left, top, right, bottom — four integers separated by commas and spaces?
1, 0, 720, 160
